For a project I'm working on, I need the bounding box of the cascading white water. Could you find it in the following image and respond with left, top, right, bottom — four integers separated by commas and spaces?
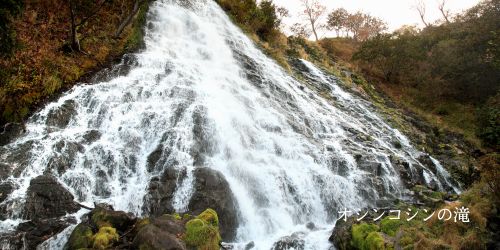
0, 0, 459, 249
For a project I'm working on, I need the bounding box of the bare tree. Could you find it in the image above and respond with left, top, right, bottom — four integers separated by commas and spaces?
276, 6, 290, 30
346, 12, 365, 40
414, 0, 430, 27
437, 0, 451, 23
299, 0, 326, 41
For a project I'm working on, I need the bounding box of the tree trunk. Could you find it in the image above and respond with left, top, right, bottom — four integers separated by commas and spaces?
114, 0, 142, 38
310, 20, 319, 41
68, 0, 80, 51
439, 9, 450, 23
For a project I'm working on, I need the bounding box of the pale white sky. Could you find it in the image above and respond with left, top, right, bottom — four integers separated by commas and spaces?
271, 0, 480, 35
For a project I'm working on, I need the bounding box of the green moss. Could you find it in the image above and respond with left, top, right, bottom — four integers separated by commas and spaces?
183, 209, 221, 250
91, 209, 113, 228
352, 223, 381, 250
183, 213, 193, 220
366, 231, 386, 250
173, 213, 182, 220
380, 217, 403, 237
196, 208, 219, 227
66, 224, 93, 249
92, 226, 119, 249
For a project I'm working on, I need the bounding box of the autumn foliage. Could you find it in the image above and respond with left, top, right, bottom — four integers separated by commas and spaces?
0, 0, 148, 124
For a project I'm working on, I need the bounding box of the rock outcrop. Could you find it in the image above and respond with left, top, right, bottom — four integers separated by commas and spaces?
23, 174, 80, 220
188, 167, 239, 241
146, 167, 239, 241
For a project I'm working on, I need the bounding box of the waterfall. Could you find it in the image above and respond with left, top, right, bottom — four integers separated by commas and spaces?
0, 0, 458, 249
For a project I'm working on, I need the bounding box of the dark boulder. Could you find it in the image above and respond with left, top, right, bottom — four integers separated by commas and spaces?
132, 223, 186, 250
23, 174, 79, 220
188, 167, 239, 241
18, 218, 74, 250
46, 100, 77, 128
150, 215, 185, 235
0, 217, 74, 250
0, 123, 25, 146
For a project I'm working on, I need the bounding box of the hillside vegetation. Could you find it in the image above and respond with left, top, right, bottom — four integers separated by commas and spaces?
354, 0, 500, 149
0, 0, 149, 125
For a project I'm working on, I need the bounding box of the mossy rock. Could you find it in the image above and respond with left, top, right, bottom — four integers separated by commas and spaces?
92, 226, 119, 249
90, 207, 136, 231
196, 208, 218, 227
66, 223, 93, 249
365, 232, 385, 250
183, 209, 221, 250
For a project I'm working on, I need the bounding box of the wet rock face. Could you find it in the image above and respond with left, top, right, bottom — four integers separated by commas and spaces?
0, 163, 13, 181
188, 167, 239, 241
272, 233, 306, 250
23, 174, 79, 220
146, 167, 239, 241
190, 106, 217, 166
0, 123, 25, 146
81, 130, 101, 144
390, 156, 425, 188
47, 140, 84, 174
146, 167, 186, 216
46, 100, 77, 128
90, 54, 139, 83
0, 140, 36, 178
0, 181, 13, 203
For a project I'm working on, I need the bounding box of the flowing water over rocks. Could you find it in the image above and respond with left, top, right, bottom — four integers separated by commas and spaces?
0, 0, 459, 249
